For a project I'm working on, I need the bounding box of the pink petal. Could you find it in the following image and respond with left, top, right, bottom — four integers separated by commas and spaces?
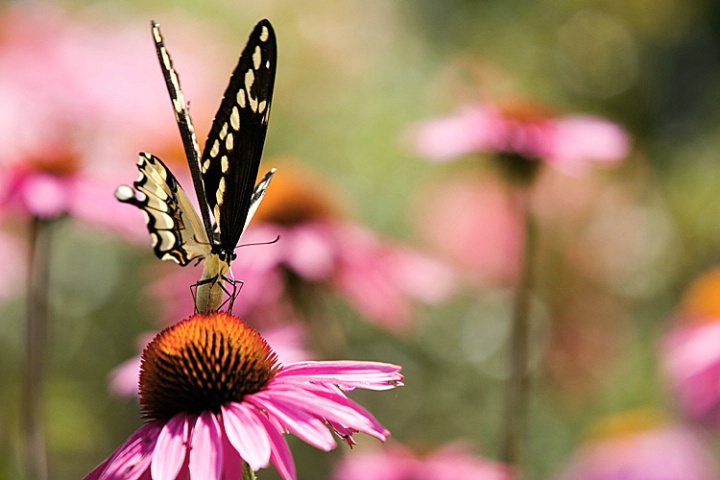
276, 361, 403, 390
94, 422, 160, 480
151, 414, 190, 480
83, 457, 111, 480
283, 223, 337, 280
409, 106, 499, 161
246, 394, 336, 451
546, 116, 629, 174
221, 428, 245, 478
251, 409, 296, 480
221, 403, 271, 471
189, 412, 223, 480
385, 248, 456, 303
108, 355, 141, 397
254, 386, 388, 442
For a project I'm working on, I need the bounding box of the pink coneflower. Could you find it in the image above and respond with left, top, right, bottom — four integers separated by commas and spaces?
333, 442, 513, 480
409, 99, 629, 176
108, 321, 310, 398
152, 162, 455, 331
86, 311, 402, 480
239, 164, 456, 330
414, 174, 523, 286
0, 3, 218, 232
558, 411, 717, 480
662, 269, 720, 426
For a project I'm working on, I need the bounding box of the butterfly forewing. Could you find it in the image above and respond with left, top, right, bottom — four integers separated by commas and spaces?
200, 20, 277, 254
151, 21, 215, 248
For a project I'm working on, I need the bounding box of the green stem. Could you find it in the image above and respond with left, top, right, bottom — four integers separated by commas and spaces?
500, 188, 536, 469
22, 216, 53, 480
242, 460, 257, 480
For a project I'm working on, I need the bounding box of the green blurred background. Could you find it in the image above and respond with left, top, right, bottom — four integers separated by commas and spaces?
2, 0, 720, 478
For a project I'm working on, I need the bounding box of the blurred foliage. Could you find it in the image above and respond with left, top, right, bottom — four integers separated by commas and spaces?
3, 0, 720, 479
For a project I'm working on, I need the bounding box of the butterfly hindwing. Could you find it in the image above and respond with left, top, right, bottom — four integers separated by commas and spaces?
200, 19, 277, 253
115, 153, 211, 266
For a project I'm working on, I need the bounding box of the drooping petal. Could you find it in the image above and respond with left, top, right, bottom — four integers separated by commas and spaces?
92, 422, 160, 480
253, 385, 388, 442
246, 393, 336, 451
251, 409, 296, 480
221, 426, 245, 480
83, 457, 111, 480
221, 403, 272, 471
151, 413, 190, 480
300, 384, 390, 441
275, 361, 403, 391
189, 411, 223, 480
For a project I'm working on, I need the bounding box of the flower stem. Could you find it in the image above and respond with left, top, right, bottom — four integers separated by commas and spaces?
242, 461, 257, 480
500, 188, 536, 469
22, 216, 53, 480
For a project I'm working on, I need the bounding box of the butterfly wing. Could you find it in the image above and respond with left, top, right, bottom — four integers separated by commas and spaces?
150, 21, 216, 247
115, 153, 211, 265
200, 19, 277, 254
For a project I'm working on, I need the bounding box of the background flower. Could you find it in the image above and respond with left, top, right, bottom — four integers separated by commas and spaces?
333, 442, 513, 480
6, 2, 720, 479
408, 100, 629, 175
557, 414, 717, 480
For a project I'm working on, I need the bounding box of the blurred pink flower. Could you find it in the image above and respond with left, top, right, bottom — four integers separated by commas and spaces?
409, 100, 629, 175
333, 443, 513, 480
87, 312, 403, 480
0, 3, 218, 231
661, 269, 720, 426
414, 174, 522, 285
558, 418, 717, 480
242, 221, 456, 331
148, 163, 456, 331
663, 320, 720, 426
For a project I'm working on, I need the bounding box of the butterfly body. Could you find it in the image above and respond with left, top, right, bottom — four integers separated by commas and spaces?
116, 20, 277, 312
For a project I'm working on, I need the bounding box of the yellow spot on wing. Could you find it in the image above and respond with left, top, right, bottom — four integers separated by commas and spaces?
230, 106, 240, 130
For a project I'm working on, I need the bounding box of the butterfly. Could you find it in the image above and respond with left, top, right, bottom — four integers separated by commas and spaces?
115, 19, 277, 313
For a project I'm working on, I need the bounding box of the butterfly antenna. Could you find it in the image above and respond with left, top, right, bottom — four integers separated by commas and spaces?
236, 235, 281, 250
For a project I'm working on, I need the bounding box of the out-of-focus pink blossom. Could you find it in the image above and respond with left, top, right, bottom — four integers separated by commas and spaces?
409, 100, 629, 175
663, 320, 720, 426
0, 3, 219, 229
414, 174, 522, 286
148, 163, 457, 331
662, 268, 720, 426
558, 418, 717, 480
332, 443, 513, 480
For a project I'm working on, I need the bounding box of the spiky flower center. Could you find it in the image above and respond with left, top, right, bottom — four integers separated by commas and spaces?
139, 312, 280, 421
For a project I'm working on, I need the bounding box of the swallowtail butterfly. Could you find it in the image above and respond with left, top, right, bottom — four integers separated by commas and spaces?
115, 20, 277, 312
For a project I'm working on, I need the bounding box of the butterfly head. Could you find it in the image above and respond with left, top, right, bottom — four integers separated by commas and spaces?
212, 244, 237, 264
